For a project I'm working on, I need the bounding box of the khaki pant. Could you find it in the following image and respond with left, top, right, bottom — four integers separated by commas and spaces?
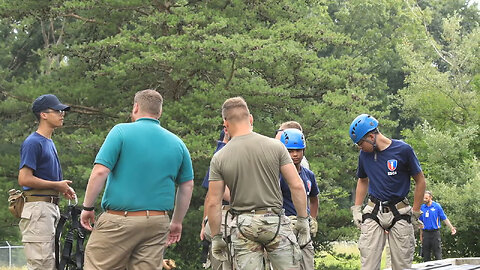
286, 216, 314, 270
230, 213, 301, 270
19, 201, 60, 270
299, 241, 314, 270
384, 239, 392, 269
204, 209, 234, 270
84, 212, 170, 270
358, 204, 415, 270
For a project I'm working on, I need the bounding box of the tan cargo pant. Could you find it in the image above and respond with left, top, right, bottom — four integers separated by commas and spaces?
358, 204, 415, 270
230, 213, 301, 270
84, 212, 170, 270
204, 209, 235, 270
286, 216, 314, 270
299, 241, 314, 270
19, 201, 60, 270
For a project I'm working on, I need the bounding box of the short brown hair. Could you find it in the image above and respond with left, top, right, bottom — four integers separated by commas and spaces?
279, 121, 303, 131
134, 89, 163, 116
425, 190, 433, 198
222, 97, 250, 122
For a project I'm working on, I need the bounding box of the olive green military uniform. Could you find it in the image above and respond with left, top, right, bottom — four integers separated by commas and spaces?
210, 132, 301, 270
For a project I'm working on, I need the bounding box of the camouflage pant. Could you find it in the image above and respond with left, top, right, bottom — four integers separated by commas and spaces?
204, 209, 234, 270
230, 213, 301, 270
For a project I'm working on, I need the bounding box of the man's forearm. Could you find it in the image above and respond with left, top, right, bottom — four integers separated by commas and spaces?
354, 178, 368, 206
291, 185, 308, 217
444, 218, 454, 230
205, 197, 222, 236
171, 180, 194, 224
83, 164, 110, 207
412, 172, 426, 212
205, 181, 224, 236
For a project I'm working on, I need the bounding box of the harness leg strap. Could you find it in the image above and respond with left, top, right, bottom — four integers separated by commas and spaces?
235, 212, 282, 248
55, 211, 69, 269
386, 204, 411, 231
362, 201, 381, 228
59, 231, 74, 270
224, 210, 233, 269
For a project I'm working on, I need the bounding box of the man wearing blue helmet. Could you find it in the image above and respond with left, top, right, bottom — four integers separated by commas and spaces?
274, 121, 310, 170
280, 129, 319, 270
349, 114, 426, 270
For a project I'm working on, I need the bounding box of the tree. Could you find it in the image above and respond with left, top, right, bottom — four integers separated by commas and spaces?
398, 3, 480, 258
0, 0, 477, 267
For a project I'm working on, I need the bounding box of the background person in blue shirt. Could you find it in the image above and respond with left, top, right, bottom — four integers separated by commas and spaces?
420, 190, 456, 262
80, 89, 194, 270
279, 128, 319, 270
349, 114, 426, 270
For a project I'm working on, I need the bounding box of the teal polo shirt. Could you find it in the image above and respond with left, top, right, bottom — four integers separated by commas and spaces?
95, 118, 194, 211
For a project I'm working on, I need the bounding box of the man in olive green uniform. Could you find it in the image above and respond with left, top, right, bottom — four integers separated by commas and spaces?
205, 97, 309, 270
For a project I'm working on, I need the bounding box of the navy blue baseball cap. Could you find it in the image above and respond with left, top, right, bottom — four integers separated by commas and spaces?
32, 94, 70, 113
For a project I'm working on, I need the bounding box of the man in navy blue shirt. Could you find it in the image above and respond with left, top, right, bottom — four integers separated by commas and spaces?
349, 114, 426, 270
18, 94, 76, 270
279, 128, 319, 270
420, 191, 456, 262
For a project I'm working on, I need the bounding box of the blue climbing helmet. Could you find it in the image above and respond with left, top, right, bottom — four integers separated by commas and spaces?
349, 114, 378, 144
280, 128, 306, 149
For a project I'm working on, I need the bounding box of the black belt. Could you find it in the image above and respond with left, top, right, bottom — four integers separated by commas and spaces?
423, 229, 439, 232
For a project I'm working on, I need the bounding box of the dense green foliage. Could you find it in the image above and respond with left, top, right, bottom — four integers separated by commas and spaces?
0, 0, 478, 268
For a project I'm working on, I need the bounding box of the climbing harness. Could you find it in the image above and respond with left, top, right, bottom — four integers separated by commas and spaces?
229, 208, 282, 248
228, 208, 282, 269
362, 195, 411, 232
55, 196, 87, 270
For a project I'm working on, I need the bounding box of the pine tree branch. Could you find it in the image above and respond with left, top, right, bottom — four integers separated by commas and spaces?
62, 13, 104, 24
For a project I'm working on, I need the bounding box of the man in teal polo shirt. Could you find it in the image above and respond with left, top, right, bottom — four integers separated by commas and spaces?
80, 89, 194, 270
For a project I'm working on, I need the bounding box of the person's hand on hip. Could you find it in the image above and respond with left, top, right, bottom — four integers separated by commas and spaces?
351, 205, 363, 229
411, 210, 424, 231
295, 216, 311, 247
211, 234, 228, 261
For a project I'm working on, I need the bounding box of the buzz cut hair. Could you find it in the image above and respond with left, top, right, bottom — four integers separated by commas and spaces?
279, 121, 303, 131
222, 96, 250, 122
134, 89, 163, 116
